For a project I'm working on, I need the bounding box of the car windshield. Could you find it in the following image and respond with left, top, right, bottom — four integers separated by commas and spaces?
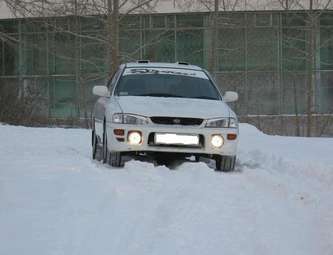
114, 68, 221, 100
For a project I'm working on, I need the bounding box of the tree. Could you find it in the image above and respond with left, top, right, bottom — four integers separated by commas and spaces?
3, 0, 159, 74
274, 0, 333, 136
2, 0, 160, 125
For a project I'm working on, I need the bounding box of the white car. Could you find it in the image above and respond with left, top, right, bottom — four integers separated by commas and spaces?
91, 61, 239, 171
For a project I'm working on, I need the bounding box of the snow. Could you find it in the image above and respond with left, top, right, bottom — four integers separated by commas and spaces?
0, 123, 332, 255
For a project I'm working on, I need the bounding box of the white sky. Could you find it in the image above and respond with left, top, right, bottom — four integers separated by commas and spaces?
0, 0, 332, 19
0, 1, 13, 19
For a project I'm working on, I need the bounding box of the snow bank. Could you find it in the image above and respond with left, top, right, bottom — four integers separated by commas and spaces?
0, 123, 332, 255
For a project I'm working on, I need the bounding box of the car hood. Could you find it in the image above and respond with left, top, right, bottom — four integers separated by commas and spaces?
114, 96, 230, 119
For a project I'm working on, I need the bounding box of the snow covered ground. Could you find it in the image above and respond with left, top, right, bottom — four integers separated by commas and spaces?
0, 123, 332, 255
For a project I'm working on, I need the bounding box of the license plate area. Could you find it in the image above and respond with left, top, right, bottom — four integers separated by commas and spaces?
154, 133, 200, 146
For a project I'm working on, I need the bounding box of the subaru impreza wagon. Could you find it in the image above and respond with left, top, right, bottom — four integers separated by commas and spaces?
91, 61, 239, 171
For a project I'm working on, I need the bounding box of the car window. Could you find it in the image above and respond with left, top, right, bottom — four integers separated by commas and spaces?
114, 68, 221, 100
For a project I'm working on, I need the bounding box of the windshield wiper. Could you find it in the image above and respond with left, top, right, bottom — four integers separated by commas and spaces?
138, 93, 184, 98
193, 96, 218, 100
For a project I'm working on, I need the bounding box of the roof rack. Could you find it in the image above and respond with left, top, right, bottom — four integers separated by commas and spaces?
176, 61, 189, 65
137, 60, 150, 64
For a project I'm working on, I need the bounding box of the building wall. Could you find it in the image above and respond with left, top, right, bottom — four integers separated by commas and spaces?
0, 11, 333, 134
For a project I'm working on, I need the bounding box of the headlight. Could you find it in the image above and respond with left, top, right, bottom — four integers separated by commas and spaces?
205, 117, 238, 128
112, 113, 149, 125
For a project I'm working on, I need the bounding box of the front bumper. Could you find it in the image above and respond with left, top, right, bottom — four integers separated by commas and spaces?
106, 123, 238, 156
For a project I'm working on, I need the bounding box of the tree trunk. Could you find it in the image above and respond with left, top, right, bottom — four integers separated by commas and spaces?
208, 0, 218, 75
293, 79, 300, 136
107, 0, 112, 74
111, 0, 120, 75
306, 13, 317, 137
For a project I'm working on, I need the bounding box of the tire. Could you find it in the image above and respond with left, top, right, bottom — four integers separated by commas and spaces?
92, 130, 97, 160
102, 125, 124, 167
102, 128, 109, 164
215, 155, 236, 172
109, 151, 124, 168
92, 126, 102, 161
102, 126, 110, 164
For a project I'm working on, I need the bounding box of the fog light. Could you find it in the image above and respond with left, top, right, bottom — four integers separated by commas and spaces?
211, 135, 224, 148
128, 131, 142, 145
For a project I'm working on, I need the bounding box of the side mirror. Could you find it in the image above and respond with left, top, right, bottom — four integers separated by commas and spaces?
223, 91, 238, 103
93, 86, 109, 97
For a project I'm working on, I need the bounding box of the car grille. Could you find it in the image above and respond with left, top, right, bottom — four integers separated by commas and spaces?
150, 116, 203, 126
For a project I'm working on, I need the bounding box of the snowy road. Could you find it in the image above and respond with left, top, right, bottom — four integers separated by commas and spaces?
0, 124, 332, 255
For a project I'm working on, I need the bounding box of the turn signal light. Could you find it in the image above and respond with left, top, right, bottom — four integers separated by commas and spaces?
114, 129, 125, 136
227, 133, 237, 140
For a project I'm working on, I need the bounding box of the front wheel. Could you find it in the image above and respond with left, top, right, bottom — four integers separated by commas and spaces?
109, 151, 124, 167
92, 130, 97, 159
92, 129, 102, 161
102, 129, 108, 164
102, 127, 124, 167
215, 155, 236, 172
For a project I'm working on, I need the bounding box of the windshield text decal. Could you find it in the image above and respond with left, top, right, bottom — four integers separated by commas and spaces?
129, 68, 197, 77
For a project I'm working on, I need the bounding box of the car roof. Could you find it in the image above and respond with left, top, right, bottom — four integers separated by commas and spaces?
125, 62, 203, 71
